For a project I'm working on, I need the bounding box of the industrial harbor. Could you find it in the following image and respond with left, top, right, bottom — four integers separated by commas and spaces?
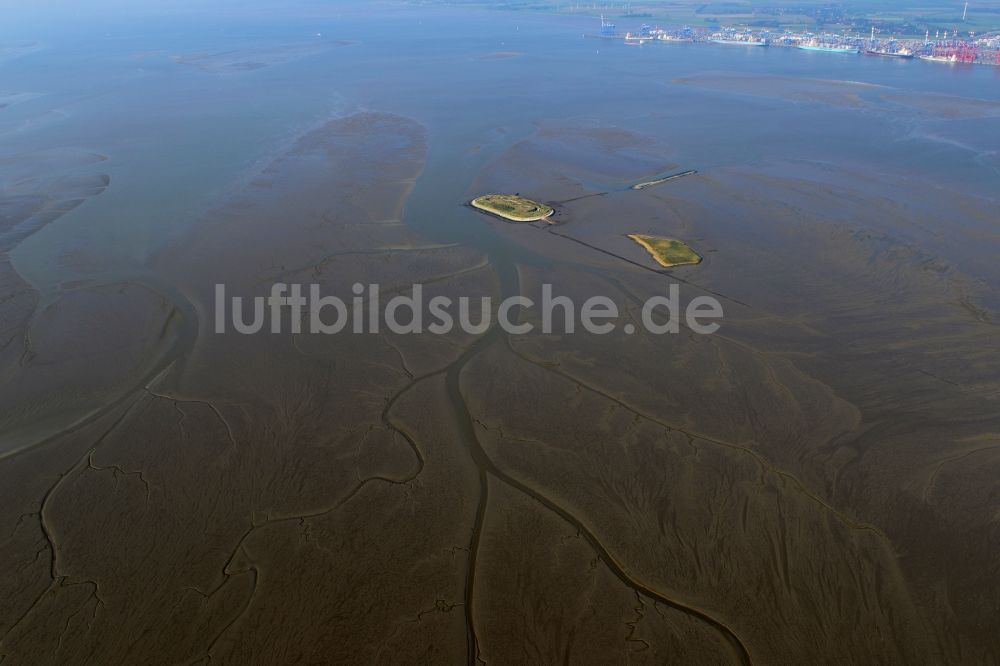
606, 16, 1000, 66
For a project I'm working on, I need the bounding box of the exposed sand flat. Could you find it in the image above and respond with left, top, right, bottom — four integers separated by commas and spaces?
479, 50, 523, 59
0, 148, 107, 172
2, 102, 999, 665
474, 481, 737, 663
0, 259, 37, 375
676, 72, 1000, 123
881, 91, 1000, 118
674, 72, 882, 107
171, 41, 346, 73
0, 41, 42, 64
0, 92, 41, 110
459, 121, 1000, 662
0, 151, 125, 458
674, 72, 885, 90
0, 112, 499, 663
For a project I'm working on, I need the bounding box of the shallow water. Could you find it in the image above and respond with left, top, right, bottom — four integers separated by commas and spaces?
3, 3, 998, 293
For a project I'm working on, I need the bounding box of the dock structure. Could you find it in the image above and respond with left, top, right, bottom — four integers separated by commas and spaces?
609, 22, 1000, 66
632, 170, 698, 190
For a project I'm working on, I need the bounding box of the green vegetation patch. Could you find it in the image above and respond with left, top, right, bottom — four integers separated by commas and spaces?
627, 234, 702, 267
471, 194, 553, 222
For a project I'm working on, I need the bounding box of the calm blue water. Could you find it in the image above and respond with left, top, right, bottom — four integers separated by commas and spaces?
2, 2, 998, 292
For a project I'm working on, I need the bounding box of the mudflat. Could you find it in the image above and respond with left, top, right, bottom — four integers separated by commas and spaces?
1, 8, 999, 664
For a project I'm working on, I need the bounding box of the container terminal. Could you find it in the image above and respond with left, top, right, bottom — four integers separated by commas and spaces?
606, 19, 1000, 66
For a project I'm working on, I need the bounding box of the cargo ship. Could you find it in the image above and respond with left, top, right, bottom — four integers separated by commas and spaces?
864, 47, 914, 58
711, 37, 769, 46
918, 54, 960, 63
657, 34, 694, 43
624, 33, 653, 44
864, 28, 914, 58
798, 41, 860, 54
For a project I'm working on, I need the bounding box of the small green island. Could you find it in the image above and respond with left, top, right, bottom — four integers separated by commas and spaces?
471, 194, 553, 222
627, 234, 702, 268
